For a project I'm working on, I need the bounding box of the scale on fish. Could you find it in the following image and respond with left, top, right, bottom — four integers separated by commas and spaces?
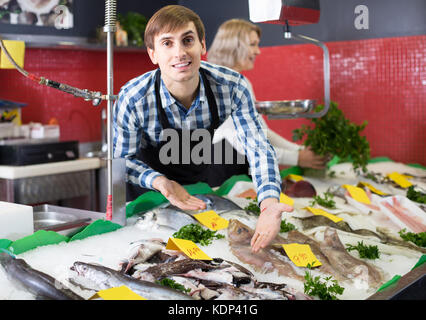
0, 251, 84, 300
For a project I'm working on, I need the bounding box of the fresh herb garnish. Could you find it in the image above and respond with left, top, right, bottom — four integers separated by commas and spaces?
310, 192, 336, 209
280, 219, 296, 233
346, 241, 380, 259
172, 224, 224, 246
156, 278, 190, 293
303, 271, 344, 300
244, 198, 260, 215
292, 101, 370, 174
398, 228, 426, 248
406, 186, 426, 204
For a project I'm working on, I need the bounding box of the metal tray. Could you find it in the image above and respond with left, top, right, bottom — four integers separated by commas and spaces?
33, 204, 105, 237
255, 99, 316, 116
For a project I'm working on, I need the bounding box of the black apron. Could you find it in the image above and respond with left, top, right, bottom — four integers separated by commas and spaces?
126, 68, 250, 201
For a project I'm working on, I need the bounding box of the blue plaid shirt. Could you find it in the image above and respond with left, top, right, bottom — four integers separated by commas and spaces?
113, 61, 281, 203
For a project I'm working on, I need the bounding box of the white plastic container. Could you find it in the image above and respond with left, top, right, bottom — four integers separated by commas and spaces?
0, 201, 34, 241
0, 122, 14, 139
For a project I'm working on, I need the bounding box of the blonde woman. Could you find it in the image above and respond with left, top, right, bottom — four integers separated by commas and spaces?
208, 19, 327, 170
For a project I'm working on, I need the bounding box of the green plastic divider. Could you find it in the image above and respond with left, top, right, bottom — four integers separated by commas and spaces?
280, 166, 303, 179
377, 275, 401, 292
69, 219, 122, 242
407, 163, 426, 170
213, 174, 252, 196
126, 182, 214, 217
368, 157, 393, 163
8, 230, 69, 255
411, 254, 426, 270
376, 254, 426, 293
0, 239, 12, 250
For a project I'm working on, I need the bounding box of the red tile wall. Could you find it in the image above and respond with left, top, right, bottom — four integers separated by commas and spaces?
0, 35, 424, 165
244, 35, 426, 166
0, 49, 156, 143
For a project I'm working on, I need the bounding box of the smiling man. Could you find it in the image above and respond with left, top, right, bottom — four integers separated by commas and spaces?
113, 5, 292, 252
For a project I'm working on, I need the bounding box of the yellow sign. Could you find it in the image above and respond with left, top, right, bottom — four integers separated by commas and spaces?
90, 285, 146, 300
166, 238, 212, 260
386, 172, 413, 188
0, 40, 25, 69
193, 210, 229, 231
287, 174, 304, 182
357, 181, 388, 196
282, 243, 322, 268
342, 184, 371, 204
305, 207, 343, 223
280, 193, 295, 206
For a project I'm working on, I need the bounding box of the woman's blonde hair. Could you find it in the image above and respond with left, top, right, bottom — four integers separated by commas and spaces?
208, 19, 261, 69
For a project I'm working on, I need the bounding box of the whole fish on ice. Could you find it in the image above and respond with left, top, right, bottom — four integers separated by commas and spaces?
137, 194, 243, 231
0, 251, 83, 300
319, 228, 384, 289
296, 215, 426, 254
227, 219, 305, 281
70, 261, 194, 300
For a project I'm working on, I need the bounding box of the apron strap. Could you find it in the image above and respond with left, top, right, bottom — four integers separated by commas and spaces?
154, 68, 221, 130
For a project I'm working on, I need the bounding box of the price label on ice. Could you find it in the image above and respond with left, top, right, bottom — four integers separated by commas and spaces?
90, 285, 146, 300
193, 210, 229, 231
386, 172, 413, 188
342, 184, 371, 204
280, 193, 295, 206
357, 181, 388, 196
287, 174, 304, 182
305, 207, 343, 223
282, 243, 322, 268
166, 238, 212, 260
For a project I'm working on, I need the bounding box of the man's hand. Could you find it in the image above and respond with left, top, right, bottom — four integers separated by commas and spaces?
152, 176, 206, 211
297, 147, 328, 169
250, 198, 293, 253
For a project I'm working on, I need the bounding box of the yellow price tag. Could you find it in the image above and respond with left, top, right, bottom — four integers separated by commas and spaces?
287, 174, 304, 182
166, 238, 212, 260
0, 40, 25, 69
305, 207, 343, 223
90, 285, 146, 300
282, 243, 322, 268
280, 193, 295, 206
386, 172, 413, 188
342, 184, 371, 204
357, 181, 388, 196
193, 210, 229, 231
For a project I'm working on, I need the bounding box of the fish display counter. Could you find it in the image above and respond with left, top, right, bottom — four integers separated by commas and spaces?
0, 160, 425, 300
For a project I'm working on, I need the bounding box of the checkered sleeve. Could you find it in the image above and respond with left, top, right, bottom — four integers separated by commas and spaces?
113, 88, 163, 190
230, 76, 282, 204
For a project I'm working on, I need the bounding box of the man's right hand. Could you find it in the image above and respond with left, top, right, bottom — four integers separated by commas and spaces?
152, 176, 206, 211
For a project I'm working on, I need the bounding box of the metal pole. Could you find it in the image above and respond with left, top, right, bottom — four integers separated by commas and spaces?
103, 0, 126, 226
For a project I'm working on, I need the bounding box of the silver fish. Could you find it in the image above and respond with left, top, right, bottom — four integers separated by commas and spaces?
138, 194, 243, 231
0, 251, 84, 300
166, 194, 243, 216
71, 261, 194, 300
